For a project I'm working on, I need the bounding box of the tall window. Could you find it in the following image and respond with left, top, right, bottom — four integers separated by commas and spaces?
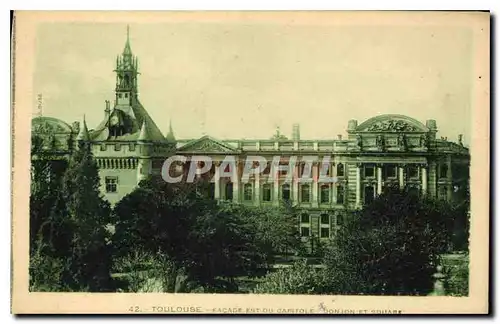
440, 164, 448, 179
225, 182, 233, 200
337, 163, 344, 177
301, 184, 310, 202
262, 184, 271, 202
336, 214, 343, 226
320, 213, 330, 238
364, 185, 375, 205
282, 184, 291, 201
320, 184, 330, 203
337, 184, 345, 204
300, 213, 310, 237
243, 183, 253, 201
105, 177, 118, 193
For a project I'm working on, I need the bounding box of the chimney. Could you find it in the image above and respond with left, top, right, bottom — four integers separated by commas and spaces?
292, 123, 300, 141
337, 134, 342, 140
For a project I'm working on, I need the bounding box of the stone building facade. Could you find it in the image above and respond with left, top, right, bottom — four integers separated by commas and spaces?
31, 29, 470, 241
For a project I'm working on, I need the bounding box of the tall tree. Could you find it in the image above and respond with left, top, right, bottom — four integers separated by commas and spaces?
323, 186, 462, 296
58, 141, 112, 291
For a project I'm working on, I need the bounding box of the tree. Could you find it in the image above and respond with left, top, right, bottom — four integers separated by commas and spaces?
57, 142, 112, 292
323, 186, 461, 296
253, 260, 329, 295
112, 176, 296, 292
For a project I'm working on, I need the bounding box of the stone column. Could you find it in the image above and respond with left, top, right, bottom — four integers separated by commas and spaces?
312, 162, 319, 207
254, 163, 260, 206
399, 165, 405, 189
332, 162, 337, 205
377, 164, 383, 195
232, 161, 240, 203
293, 164, 299, 204
421, 164, 428, 195
273, 177, 280, 206
356, 163, 361, 207
214, 162, 220, 200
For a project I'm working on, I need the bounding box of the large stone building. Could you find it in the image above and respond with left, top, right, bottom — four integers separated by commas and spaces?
31, 29, 470, 241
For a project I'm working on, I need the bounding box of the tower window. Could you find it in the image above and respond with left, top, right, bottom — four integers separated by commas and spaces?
118, 93, 123, 98
105, 177, 118, 193
124, 93, 128, 98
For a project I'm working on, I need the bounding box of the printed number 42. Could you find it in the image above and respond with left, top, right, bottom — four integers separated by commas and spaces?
129, 306, 140, 312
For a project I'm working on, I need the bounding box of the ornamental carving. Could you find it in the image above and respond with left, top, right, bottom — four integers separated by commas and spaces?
186, 139, 234, 153
366, 119, 417, 132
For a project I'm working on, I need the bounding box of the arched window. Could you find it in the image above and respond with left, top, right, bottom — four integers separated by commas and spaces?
244, 183, 253, 201
301, 184, 310, 202
262, 184, 271, 202
337, 163, 345, 177
282, 183, 291, 201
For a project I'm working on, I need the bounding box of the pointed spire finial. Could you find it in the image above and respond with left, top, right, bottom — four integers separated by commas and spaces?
127, 24, 130, 41
76, 114, 90, 141
123, 25, 132, 56
166, 119, 176, 142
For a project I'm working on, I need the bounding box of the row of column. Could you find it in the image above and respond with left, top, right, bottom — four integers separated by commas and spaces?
212, 162, 338, 206
355, 163, 428, 207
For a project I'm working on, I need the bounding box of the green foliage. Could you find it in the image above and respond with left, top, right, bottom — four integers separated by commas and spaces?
323, 186, 464, 296
442, 253, 469, 296
58, 143, 113, 292
112, 176, 301, 292
253, 260, 328, 295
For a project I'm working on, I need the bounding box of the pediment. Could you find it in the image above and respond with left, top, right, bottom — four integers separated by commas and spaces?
356, 114, 429, 133
178, 136, 238, 153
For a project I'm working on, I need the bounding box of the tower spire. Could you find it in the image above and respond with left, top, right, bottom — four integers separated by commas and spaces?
166, 119, 176, 142
123, 25, 132, 56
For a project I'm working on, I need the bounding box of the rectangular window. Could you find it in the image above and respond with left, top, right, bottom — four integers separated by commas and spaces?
300, 213, 310, 224
337, 185, 345, 204
336, 214, 343, 226
364, 186, 375, 205
244, 184, 253, 201
301, 185, 310, 202
364, 165, 375, 178
114, 143, 121, 151
262, 185, 271, 202
320, 214, 330, 225
105, 177, 118, 193
385, 164, 397, 178
320, 185, 330, 203
300, 227, 310, 237
408, 165, 419, 178
320, 228, 330, 238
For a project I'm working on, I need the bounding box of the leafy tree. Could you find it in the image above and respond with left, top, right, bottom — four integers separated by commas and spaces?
323, 186, 462, 296
112, 176, 299, 292
253, 260, 329, 295
57, 142, 112, 292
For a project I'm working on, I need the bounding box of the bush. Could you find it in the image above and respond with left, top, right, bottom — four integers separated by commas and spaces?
253, 260, 329, 295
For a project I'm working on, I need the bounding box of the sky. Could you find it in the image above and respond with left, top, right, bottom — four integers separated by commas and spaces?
33, 20, 474, 144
